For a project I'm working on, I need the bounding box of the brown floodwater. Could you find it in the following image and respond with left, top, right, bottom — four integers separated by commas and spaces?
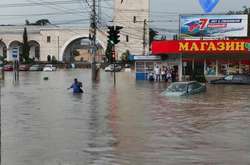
1, 70, 250, 165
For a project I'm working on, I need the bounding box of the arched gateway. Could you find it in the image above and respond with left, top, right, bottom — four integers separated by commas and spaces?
0, 26, 107, 62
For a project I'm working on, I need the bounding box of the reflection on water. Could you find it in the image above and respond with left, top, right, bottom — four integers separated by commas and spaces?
2, 70, 250, 165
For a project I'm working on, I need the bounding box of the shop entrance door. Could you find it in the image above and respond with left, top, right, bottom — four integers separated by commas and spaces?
194, 61, 204, 75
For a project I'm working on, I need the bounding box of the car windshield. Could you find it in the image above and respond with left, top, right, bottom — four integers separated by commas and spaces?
166, 83, 187, 92
224, 75, 233, 81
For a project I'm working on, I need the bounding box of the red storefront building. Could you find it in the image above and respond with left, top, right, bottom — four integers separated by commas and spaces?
152, 39, 250, 81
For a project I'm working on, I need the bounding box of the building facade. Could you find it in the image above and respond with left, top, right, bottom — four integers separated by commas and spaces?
113, 0, 150, 56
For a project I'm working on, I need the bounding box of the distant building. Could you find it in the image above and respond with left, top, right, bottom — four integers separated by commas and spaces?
113, 0, 149, 56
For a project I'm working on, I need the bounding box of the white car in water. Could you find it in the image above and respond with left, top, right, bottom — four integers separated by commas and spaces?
104, 64, 122, 72
43, 64, 56, 72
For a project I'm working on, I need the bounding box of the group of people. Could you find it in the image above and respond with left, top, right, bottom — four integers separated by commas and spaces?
148, 65, 177, 82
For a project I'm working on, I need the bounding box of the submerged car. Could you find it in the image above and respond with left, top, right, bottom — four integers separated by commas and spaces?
29, 64, 43, 71
210, 74, 250, 85
3, 64, 13, 71
43, 64, 56, 72
19, 64, 30, 71
104, 64, 122, 72
162, 81, 206, 97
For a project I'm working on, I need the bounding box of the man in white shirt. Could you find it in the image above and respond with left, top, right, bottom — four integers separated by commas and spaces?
154, 65, 161, 81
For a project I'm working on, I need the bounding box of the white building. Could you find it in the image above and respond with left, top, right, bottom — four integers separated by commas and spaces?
113, 0, 150, 56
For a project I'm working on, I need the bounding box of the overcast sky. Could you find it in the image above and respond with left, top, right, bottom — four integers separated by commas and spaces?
0, 0, 250, 28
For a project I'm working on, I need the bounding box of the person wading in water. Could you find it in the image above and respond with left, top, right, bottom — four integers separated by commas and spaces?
68, 78, 83, 93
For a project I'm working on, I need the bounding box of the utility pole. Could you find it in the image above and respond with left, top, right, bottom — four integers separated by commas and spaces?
90, 0, 98, 81
57, 36, 60, 61
97, 0, 101, 23
142, 19, 147, 56
0, 77, 1, 165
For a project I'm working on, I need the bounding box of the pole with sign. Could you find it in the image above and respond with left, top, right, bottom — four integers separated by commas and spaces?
12, 47, 19, 83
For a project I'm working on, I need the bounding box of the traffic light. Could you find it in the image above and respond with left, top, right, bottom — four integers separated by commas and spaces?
107, 26, 123, 45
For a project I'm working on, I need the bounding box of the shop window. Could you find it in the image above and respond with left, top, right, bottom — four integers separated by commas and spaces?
126, 35, 129, 42
240, 60, 250, 74
218, 61, 228, 76
145, 62, 154, 73
136, 62, 145, 72
205, 60, 216, 76
228, 62, 239, 74
47, 36, 51, 43
182, 61, 192, 76
133, 16, 136, 23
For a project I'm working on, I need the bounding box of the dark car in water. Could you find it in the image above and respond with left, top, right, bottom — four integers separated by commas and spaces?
162, 81, 206, 96
210, 74, 250, 85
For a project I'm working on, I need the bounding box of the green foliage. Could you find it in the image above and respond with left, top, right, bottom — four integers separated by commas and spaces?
121, 50, 130, 63
52, 56, 57, 64
227, 6, 250, 37
25, 19, 51, 26
105, 41, 113, 63
149, 28, 158, 46
22, 27, 31, 63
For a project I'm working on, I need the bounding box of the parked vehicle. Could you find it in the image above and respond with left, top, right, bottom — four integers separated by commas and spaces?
162, 81, 206, 97
209, 74, 250, 85
43, 64, 56, 72
3, 64, 13, 71
104, 64, 122, 72
29, 64, 43, 71
19, 64, 30, 71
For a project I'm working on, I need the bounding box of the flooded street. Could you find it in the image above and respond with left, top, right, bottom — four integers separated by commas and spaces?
1, 69, 250, 165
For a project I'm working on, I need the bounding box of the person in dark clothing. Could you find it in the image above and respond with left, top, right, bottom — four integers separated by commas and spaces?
68, 78, 83, 93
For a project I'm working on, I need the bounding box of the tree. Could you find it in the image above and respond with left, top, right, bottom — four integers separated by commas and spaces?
35, 19, 51, 26
121, 50, 130, 64
22, 27, 30, 63
149, 28, 158, 47
25, 19, 51, 26
227, 6, 250, 36
25, 19, 30, 25
105, 41, 113, 63
52, 56, 57, 64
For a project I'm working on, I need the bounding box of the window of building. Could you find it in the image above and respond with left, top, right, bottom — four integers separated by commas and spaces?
218, 60, 228, 76
133, 16, 136, 23
47, 36, 51, 43
228, 61, 239, 74
205, 60, 216, 76
126, 35, 129, 42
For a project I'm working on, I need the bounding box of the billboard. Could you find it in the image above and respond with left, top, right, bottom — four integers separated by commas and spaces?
180, 14, 248, 38
152, 40, 250, 55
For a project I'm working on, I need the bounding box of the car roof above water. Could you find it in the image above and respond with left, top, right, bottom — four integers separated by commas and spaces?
171, 81, 198, 85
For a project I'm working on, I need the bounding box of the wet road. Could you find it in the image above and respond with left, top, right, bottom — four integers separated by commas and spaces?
1, 70, 250, 165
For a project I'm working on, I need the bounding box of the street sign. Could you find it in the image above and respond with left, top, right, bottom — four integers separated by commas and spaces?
12, 47, 19, 60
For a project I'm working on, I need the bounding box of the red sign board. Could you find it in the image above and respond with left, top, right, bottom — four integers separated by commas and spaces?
152, 39, 250, 55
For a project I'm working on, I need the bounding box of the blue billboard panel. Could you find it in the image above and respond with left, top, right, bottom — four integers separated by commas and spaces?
180, 14, 248, 38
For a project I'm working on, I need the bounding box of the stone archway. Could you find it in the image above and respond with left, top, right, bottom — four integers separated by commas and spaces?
28, 40, 40, 61
8, 40, 22, 61
59, 35, 105, 62
0, 40, 7, 59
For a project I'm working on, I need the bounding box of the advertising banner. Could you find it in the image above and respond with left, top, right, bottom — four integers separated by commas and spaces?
180, 14, 248, 38
152, 40, 250, 54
